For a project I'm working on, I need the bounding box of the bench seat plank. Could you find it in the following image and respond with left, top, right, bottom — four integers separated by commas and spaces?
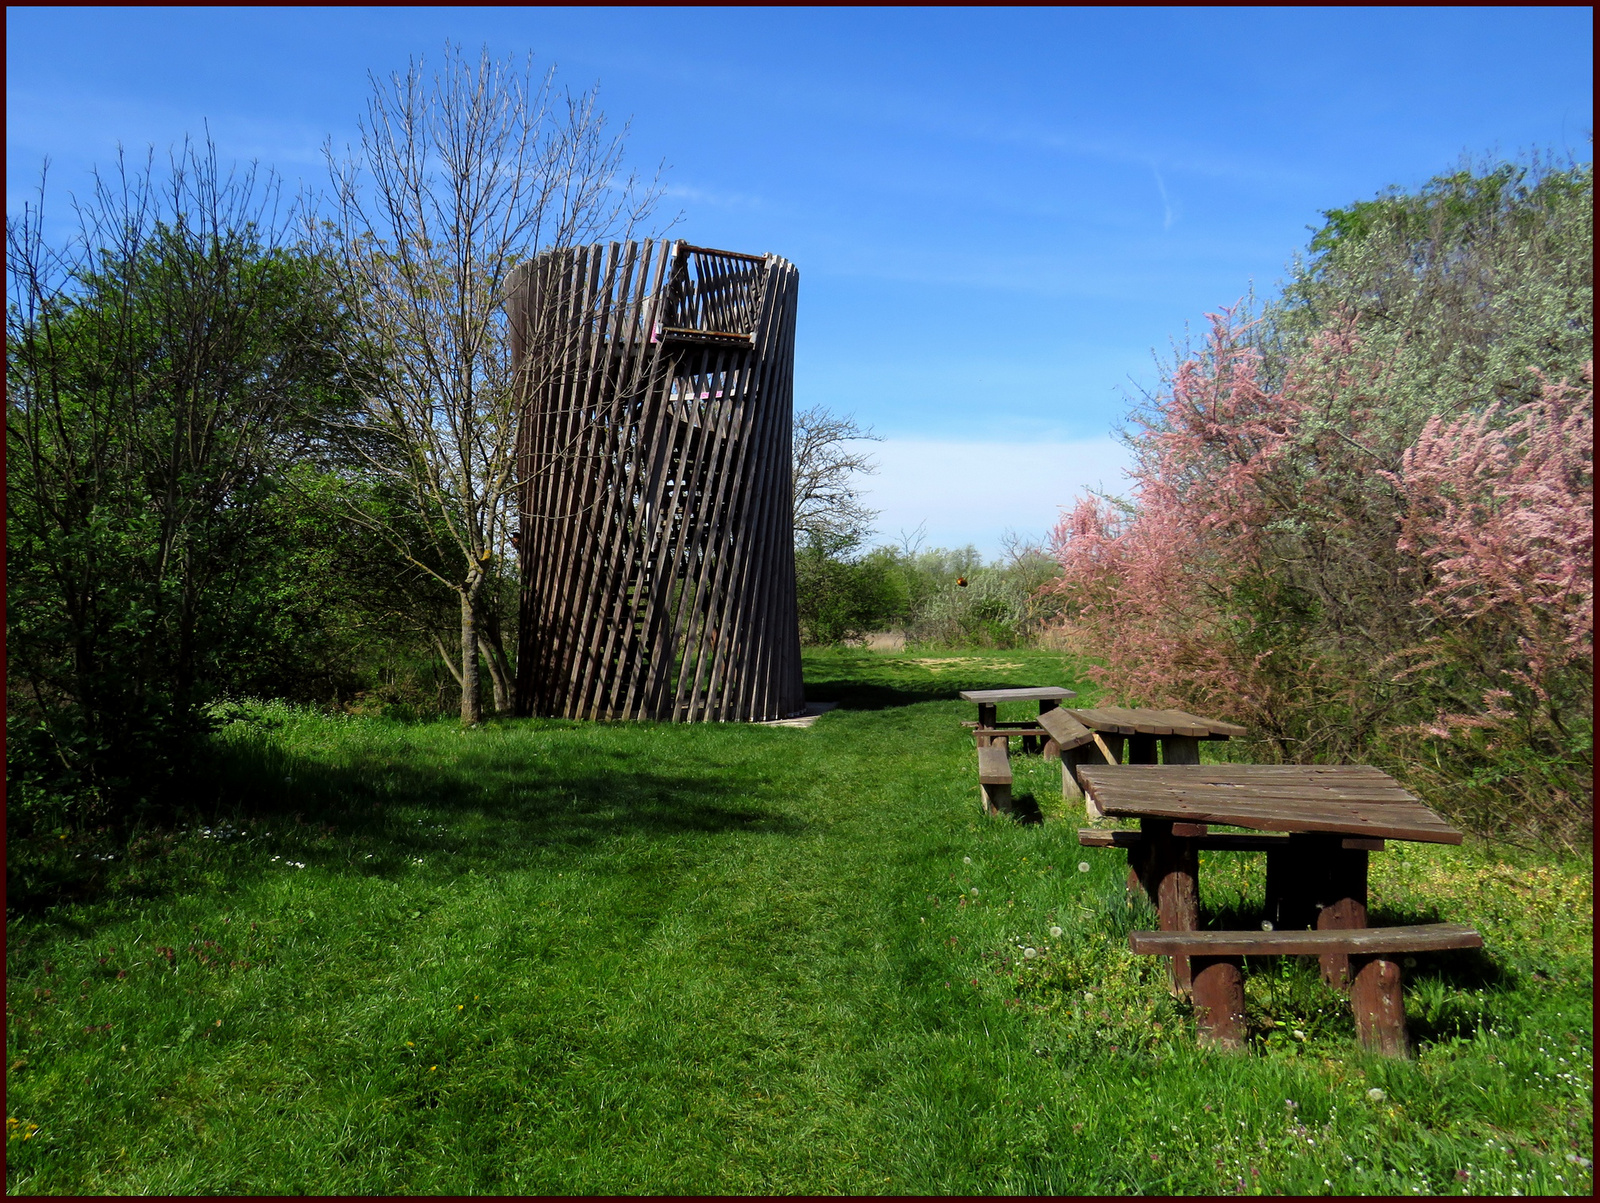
977, 744, 1013, 785
1129, 923, 1482, 958
1037, 706, 1096, 750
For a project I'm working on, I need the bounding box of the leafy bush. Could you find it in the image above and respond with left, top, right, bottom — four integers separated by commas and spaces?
1046, 159, 1592, 844
6, 146, 360, 829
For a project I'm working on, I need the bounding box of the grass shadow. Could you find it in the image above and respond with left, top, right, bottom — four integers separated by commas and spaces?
8, 718, 811, 920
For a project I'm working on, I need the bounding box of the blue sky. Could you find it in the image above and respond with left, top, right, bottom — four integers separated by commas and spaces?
8, 7, 1593, 556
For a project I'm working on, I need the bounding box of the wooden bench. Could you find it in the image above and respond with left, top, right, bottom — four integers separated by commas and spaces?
1128, 923, 1484, 1056
977, 742, 1013, 815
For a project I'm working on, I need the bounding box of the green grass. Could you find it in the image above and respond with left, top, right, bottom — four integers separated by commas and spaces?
6, 648, 1593, 1194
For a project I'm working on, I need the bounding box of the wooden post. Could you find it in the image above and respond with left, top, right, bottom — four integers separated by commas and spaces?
1266, 835, 1320, 931
1162, 735, 1201, 765
1127, 733, 1159, 764
1140, 818, 1199, 996
1316, 846, 1369, 987
1061, 748, 1085, 801
977, 702, 997, 732
1028, 699, 1058, 757
1351, 954, 1409, 1057
1190, 955, 1247, 1051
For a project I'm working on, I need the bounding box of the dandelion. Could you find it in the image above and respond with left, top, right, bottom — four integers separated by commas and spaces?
406, 1041, 415, 1047
963, 857, 972, 865
1367, 1088, 1386, 1102
1078, 862, 1090, 873
1023, 947, 1038, 959
1293, 1030, 1306, 1041
1049, 926, 1063, 939
970, 888, 979, 897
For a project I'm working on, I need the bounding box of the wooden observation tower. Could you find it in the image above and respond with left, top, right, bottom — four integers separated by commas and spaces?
506, 240, 805, 722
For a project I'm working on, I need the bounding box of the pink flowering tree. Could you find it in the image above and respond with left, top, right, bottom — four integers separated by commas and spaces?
1047, 313, 1593, 838
1387, 365, 1593, 823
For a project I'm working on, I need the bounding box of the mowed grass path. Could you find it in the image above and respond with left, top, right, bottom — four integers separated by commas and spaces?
6, 650, 1593, 1194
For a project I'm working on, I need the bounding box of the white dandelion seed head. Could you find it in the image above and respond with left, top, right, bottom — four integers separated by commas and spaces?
1023, 947, 1038, 959
970, 887, 979, 897
1077, 862, 1090, 873
1049, 926, 1063, 939
1367, 1088, 1386, 1102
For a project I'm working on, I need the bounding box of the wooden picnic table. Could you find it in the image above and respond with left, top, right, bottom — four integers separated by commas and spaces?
959, 687, 1076, 755
1034, 706, 1247, 801
1076, 764, 1464, 992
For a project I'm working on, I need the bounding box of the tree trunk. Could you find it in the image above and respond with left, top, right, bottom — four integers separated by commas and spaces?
478, 634, 511, 714
459, 589, 482, 725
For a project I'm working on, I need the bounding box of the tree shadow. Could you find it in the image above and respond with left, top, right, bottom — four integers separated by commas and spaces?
7, 727, 810, 919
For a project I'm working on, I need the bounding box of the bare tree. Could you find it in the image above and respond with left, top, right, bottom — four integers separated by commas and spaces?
322, 44, 658, 723
792, 404, 882, 552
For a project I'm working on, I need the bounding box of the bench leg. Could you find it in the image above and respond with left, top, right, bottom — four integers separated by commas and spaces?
980, 781, 1012, 816
1190, 955, 1247, 1051
1351, 954, 1409, 1057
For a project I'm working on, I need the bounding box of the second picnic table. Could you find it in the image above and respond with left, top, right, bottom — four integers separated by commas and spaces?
1075, 763, 1465, 992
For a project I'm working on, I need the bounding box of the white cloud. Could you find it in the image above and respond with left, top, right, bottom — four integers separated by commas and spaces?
857, 437, 1135, 559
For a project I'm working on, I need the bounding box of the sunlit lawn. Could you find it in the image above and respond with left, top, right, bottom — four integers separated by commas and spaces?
6, 648, 1592, 1194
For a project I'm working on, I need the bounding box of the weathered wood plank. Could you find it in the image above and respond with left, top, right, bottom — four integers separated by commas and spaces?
1128, 923, 1482, 958
977, 744, 1013, 786
1037, 706, 1096, 750
1076, 764, 1463, 844
959, 687, 1077, 704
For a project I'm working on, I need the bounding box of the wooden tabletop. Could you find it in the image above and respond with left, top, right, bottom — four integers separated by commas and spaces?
1065, 706, 1247, 738
959, 687, 1077, 704
1076, 764, 1463, 844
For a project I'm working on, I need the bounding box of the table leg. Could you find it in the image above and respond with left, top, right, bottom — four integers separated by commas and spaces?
1162, 735, 1201, 765
1064, 737, 1119, 815
1038, 700, 1061, 760
1316, 847, 1369, 988
1127, 733, 1158, 764
1265, 835, 1320, 932
977, 703, 997, 740
1139, 818, 1199, 996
